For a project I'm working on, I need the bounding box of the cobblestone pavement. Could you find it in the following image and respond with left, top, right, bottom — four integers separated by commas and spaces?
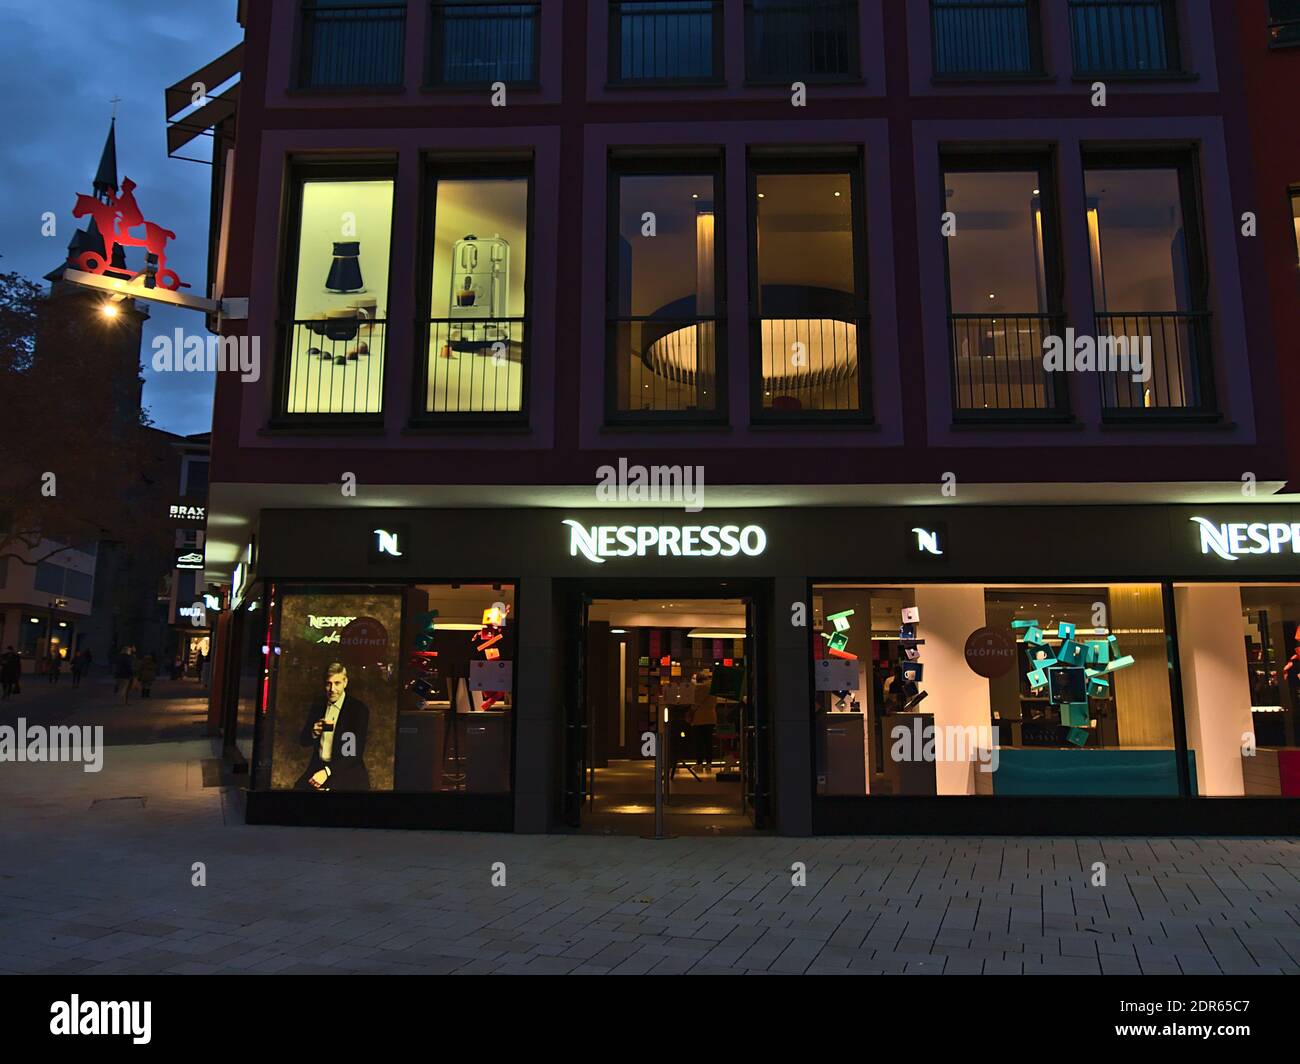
0, 726, 1296, 974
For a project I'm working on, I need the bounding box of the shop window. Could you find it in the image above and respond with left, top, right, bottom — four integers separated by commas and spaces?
1084, 155, 1214, 417
298, 1, 407, 90
1175, 584, 1300, 798
609, 1, 723, 84
1290, 188, 1300, 266
745, 0, 860, 84
930, 0, 1044, 78
1068, 0, 1181, 76
607, 161, 724, 422
427, 2, 540, 86
810, 584, 1181, 797
279, 171, 395, 418
1270, 1, 1300, 47
259, 584, 515, 794
749, 158, 869, 420
942, 157, 1066, 418
421, 167, 530, 417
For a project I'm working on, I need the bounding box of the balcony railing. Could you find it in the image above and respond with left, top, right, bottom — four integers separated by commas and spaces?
298, 3, 406, 89
949, 313, 1066, 418
425, 318, 526, 415
609, 1, 723, 84
1069, 0, 1180, 75
1095, 312, 1215, 417
608, 317, 720, 418
930, 0, 1042, 77
427, 2, 540, 85
282, 319, 386, 416
754, 315, 866, 415
745, 0, 859, 83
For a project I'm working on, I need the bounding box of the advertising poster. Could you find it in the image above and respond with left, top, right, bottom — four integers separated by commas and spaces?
269, 589, 401, 791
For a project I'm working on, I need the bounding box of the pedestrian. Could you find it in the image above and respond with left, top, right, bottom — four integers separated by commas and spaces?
47, 652, 62, 685
113, 646, 135, 704
139, 653, 157, 698
197, 649, 208, 687
79, 648, 93, 686
0, 646, 20, 699
70, 650, 84, 686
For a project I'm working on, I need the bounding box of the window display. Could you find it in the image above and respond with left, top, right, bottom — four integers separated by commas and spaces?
425, 176, 529, 414
284, 178, 394, 415
811, 584, 1180, 797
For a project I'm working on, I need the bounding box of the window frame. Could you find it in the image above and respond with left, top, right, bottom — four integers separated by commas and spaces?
411, 155, 535, 427
273, 157, 400, 429
604, 153, 729, 426
1081, 146, 1217, 421
294, 0, 410, 92
424, 1, 543, 89
606, 0, 726, 87
746, 151, 872, 424
743, 0, 863, 86
938, 148, 1071, 424
928, 0, 1047, 82
1067, 0, 1186, 79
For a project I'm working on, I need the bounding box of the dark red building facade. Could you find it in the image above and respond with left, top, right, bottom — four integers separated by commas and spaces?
193, 1, 1300, 835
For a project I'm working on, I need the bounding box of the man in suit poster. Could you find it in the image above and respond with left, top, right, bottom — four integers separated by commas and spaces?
295, 662, 370, 791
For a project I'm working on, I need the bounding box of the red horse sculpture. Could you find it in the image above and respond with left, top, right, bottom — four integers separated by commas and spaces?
71, 177, 187, 291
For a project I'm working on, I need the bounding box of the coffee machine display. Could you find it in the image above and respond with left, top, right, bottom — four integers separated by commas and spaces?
447, 233, 510, 349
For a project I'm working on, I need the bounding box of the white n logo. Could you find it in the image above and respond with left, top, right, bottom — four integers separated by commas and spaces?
1190, 517, 1235, 562
373, 529, 402, 557
912, 528, 943, 556
562, 519, 604, 564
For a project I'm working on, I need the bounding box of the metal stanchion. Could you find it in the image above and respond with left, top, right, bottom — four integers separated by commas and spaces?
642, 726, 674, 840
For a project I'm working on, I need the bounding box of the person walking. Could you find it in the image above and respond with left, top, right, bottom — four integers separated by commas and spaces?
47, 652, 62, 684
113, 646, 135, 704
0, 646, 20, 699
138, 653, 157, 699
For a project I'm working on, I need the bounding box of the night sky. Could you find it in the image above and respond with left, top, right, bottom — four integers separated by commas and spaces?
0, 0, 243, 437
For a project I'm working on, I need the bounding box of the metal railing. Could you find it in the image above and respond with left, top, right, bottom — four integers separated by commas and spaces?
1069, 0, 1180, 74
299, 3, 406, 89
609, 317, 720, 417
745, 0, 859, 82
949, 313, 1065, 417
1094, 311, 1215, 416
754, 316, 865, 414
427, 2, 539, 85
282, 319, 386, 416
425, 318, 526, 414
609, 1, 722, 83
930, 0, 1041, 77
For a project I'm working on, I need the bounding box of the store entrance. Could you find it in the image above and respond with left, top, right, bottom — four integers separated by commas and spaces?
567, 593, 762, 835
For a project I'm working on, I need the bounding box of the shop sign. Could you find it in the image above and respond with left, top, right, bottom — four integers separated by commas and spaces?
963, 626, 1016, 678
166, 502, 206, 525
1191, 517, 1300, 561
907, 522, 947, 563
174, 548, 204, 571
368, 524, 409, 564
563, 520, 766, 563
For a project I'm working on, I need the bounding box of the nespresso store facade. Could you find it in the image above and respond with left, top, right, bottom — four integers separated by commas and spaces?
220, 503, 1300, 835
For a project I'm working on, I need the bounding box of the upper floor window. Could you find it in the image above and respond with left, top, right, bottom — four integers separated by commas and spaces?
609, 1, 723, 84
427, 2, 540, 86
745, 1, 860, 83
749, 157, 869, 419
942, 156, 1067, 419
298, 1, 407, 89
1269, 0, 1300, 47
1069, 0, 1182, 76
1084, 154, 1215, 417
607, 159, 724, 422
930, 0, 1044, 78
421, 163, 531, 418
278, 166, 395, 419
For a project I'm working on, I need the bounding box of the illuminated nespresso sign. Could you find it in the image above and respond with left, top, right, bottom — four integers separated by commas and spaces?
1192, 516, 1300, 561
564, 519, 766, 564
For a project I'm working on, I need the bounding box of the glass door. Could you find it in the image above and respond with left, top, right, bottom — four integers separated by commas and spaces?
562, 591, 591, 826
742, 595, 768, 828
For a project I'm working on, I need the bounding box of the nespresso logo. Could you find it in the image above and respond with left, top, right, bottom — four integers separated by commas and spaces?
1192, 516, 1300, 561
563, 519, 766, 564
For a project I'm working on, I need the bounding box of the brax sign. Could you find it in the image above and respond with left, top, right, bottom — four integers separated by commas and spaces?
1191, 517, 1300, 561
564, 520, 766, 564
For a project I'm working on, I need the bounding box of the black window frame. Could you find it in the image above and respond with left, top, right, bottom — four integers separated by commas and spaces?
1081, 146, 1217, 422
424, 1, 542, 88
747, 151, 872, 424
295, 0, 409, 92
411, 155, 535, 428
928, 0, 1047, 82
939, 149, 1072, 424
1067, 0, 1186, 79
272, 157, 400, 429
743, 0, 863, 86
605, 153, 729, 426
1269, 0, 1300, 48
606, 0, 726, 87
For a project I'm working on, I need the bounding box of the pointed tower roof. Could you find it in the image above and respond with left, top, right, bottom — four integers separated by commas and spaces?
93, 117, 119, 200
